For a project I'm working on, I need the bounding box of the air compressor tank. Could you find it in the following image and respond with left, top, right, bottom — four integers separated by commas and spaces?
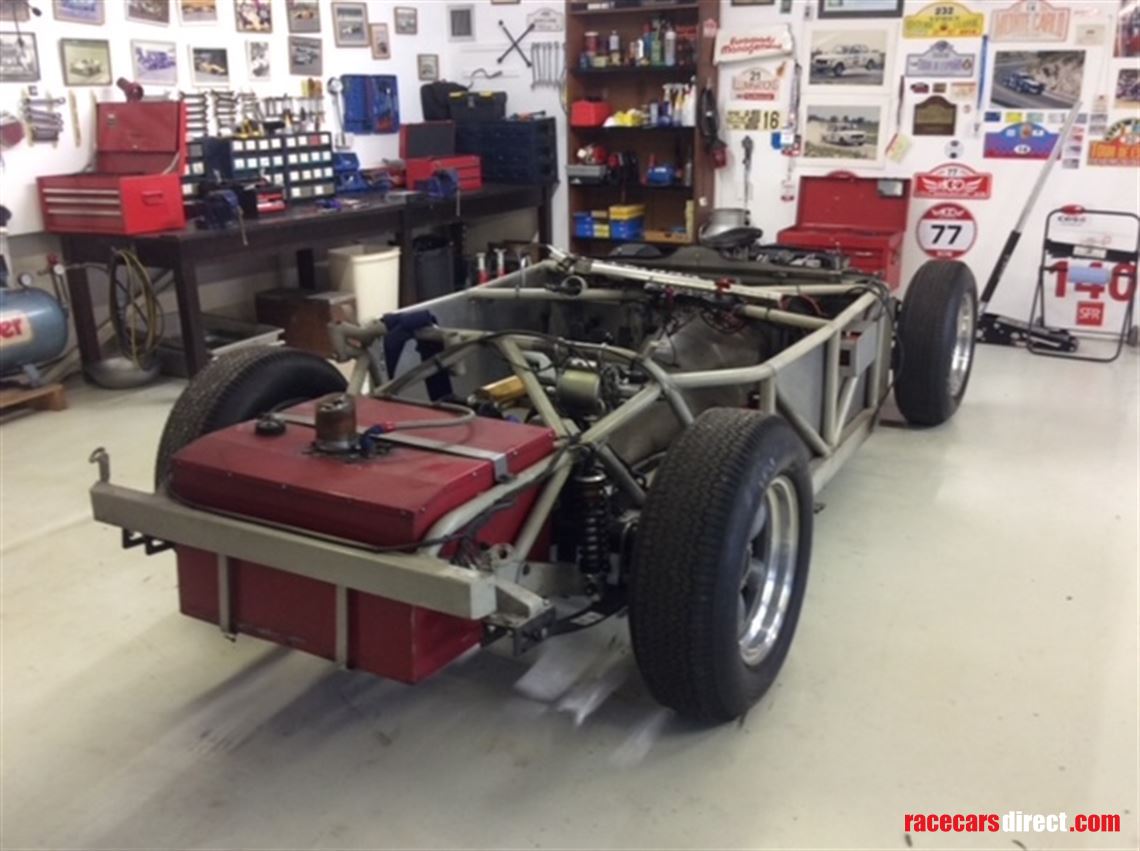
0, 282, 69, 380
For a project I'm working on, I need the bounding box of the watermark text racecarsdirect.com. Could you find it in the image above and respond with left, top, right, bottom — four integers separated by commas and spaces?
904, 811, 1122, 834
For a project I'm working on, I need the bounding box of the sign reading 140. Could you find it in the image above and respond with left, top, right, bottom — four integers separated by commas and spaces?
916, 203, 977, 259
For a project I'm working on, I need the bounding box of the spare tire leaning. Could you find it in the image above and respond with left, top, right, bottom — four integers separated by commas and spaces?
154, 346, 347, 486
894, 260, 978, 427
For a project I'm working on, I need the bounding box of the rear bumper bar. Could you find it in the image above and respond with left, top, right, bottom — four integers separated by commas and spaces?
90, 481, 497, 620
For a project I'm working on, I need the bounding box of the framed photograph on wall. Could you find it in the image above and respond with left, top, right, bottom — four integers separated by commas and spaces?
188, 45, 230, 87
394, 6, 417, 35
0, 0, 30, 22
817, 0, 904, 19
417, 53, 439, 81
0, 32, 38, 82
60, 37, 112, 85
126, 0, 170, 25
247, 40, 271, 81
286, 0, 320, 33
130, 39, 177, 86
234, 0, 272, 33
801, 97, 889, 168
178, 0, 218, 24
369, 23, 390, 59
288, 35, 322, 75
448, 5, 475, 41
730, 0, 776, 6
989, 50, 1084, 111
331, 2, 369, 47
807, 22, 895, 93
52, 0, 104, 25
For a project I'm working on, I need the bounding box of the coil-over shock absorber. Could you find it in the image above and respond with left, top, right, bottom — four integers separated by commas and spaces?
572, 463, 609, 582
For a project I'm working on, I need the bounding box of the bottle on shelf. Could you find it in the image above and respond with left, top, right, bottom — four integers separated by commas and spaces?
664, 27, 677, 67
609, 30, 621, 66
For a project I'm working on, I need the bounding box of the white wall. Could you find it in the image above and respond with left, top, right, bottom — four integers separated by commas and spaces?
710, 0, 1140, 321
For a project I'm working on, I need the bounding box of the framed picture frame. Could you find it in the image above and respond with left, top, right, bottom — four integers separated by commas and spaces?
60, 37, 112, 86
0, 31, 38, 82
801, 96, 889, 168
331, 2, 369, 47
448, 5, 475, 41
394, 6, 417, 35
490, 0, 520, 4
0, 0, 31, 22
247, 39, 271, 81
234, 0, 272, 33
126, 0, 170, 25
178, 0, 218, 24
188, 45, 230, 87
52, 0, 104, 25
285, 0, 320, 33
131, 39, 177, 86
817, 0, 904, 18
417, 53, 439, 82
806, 21, 896, 94
288, 35, 322, 75
369, 23, 390, 59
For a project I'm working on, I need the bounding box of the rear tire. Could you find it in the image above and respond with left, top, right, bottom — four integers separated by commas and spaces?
629, 409, 813, 723
894, 260, 977, 427
154, 346, 346, 486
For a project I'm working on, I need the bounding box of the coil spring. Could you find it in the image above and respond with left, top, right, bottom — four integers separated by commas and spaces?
574, 467, 609, 576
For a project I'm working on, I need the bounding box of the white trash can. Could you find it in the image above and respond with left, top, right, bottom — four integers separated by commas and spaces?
328, 244, 401, 322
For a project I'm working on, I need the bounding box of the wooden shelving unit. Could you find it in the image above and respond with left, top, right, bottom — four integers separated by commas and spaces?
565, 0, 719, 254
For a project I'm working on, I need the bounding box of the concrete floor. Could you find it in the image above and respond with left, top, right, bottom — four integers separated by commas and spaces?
1, 344, 1137, 850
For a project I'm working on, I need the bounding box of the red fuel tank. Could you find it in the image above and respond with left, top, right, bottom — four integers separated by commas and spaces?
168, 397, 556, 683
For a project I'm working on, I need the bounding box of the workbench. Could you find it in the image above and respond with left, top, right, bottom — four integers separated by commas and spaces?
59, 183, 554, 377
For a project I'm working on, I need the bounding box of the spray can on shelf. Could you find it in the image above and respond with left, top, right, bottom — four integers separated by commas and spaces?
664, 27, 676, 67
608, 30, 621, 65
494, 247, 507, 278
476, 251, 489, 284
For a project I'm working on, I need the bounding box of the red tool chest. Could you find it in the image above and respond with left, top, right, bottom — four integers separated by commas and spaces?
777, 173, 911, 289
37, 101, 187, 235
399, 120, 483, 192
169, 397, 556, 683
405, 155, 483, 192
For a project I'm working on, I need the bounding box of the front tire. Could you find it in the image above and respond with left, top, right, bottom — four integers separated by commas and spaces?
629, 409, 813, 723
894, 260, 977, 426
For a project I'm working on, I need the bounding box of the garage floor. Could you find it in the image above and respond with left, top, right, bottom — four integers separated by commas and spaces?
1, 344, 1136, 850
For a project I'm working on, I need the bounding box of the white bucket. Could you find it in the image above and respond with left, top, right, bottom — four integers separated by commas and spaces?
328, 244, 400, 322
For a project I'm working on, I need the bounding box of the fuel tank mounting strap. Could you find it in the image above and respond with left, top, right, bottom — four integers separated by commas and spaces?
276, 413, 514, 483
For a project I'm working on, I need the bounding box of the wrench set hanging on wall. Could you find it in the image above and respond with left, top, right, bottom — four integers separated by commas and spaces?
531, 42, 563, 90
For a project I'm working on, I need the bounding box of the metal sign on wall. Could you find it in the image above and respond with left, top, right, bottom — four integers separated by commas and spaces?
526, 7, 564, 32
1087, 119, 1140, 167
990, 0, 1070, 42
984, 121, 1060, 159
714, 26, 793, 64
913, 162, 993, 199
905, 41, 976, 77
731, 65, 782, 101
913, 95, 958, 136
903, 2, 985, 39
916, 203, 978, 259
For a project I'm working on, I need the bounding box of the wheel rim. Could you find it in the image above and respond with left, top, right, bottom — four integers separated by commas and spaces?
948, 290, 976, 398
738, 475, 800, 667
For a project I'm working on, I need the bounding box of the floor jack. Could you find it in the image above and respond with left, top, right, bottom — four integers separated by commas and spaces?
976, 105, 1081, 353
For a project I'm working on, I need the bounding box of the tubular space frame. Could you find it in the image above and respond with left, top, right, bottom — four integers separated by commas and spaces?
91, 264, 888, 622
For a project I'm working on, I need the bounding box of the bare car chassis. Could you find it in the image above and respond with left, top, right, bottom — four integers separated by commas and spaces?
90, 248, 977, 721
